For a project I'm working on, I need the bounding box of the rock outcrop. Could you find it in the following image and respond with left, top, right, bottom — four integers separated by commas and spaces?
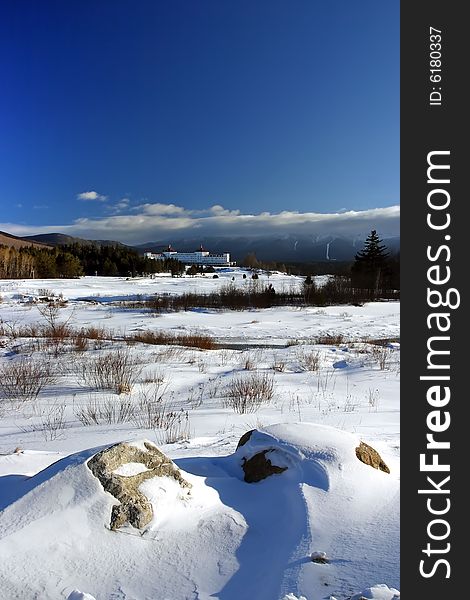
87, 441, 191, 530
241, 449, 288, 483
236, 429, 255, 450
355, 441, 390, 474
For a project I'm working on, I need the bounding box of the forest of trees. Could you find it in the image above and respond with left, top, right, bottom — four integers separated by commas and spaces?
242, 232, 400, 294
1, 232, 399, 299
0, 244, 185, 279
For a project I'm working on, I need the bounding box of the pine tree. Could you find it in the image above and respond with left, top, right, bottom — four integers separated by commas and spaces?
352, 230, 389, 298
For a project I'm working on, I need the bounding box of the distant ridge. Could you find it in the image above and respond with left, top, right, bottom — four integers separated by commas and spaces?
136, 234, 400, 263
0, 230, 53, 250
2, 229, 400, 262
23, 233, 129, 248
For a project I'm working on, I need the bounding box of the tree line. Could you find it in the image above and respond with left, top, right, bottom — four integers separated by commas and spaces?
0, 244, 185, 279
1, 230, 399, 301
243, 230, 400, 295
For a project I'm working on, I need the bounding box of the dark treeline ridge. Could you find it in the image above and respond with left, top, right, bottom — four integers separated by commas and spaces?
242, 252, 354, 276
121, 277, 399, 313
242, 235, 400, 290
60, 243, 185, 277
242, 253, 400, 283
0, 243, 185, 278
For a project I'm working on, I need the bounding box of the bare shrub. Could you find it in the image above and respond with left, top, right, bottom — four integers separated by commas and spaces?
76, 395, 134, 425
272, 357, 286, 372
218, 349, 231, 366
82, 326, 109, 340
224, 372, 275, 414
128, 330, 216, 350
177, 332, 216, 350
0, 319, 21, 339
155, 409, 191, 445
142, 368, 166, 384
76, 348, 142, 394
131, 383, 190, 442
153, 347, 187, 363
371, 345, 393, 370
37, 302, 65, 331
18, 401, 67, 441
316, 334, 345, 346
367, 388, 380, 411
75, 396, 100, 425
72, 332, 89, 352
343, 395, 358, 412
37, 303, 73, 356
0, 358, 56, 402
132, 383, 167, 429
242, 355, 255, 371
41, 402, 67, 440
197, 357, 208, 373
37, 288, 54, 298
297, 349, 321, 372
206, 379, 221, 399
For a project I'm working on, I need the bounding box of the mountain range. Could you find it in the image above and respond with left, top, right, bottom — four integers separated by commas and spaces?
136, 234, 400, 263
1, 230, 400, 263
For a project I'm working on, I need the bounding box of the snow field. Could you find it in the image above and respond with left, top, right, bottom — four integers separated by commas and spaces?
0, 273, 399, 598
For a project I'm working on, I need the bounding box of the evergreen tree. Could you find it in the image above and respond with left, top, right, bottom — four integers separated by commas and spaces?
351, 230, 389, 298
303, 274, 316, 302
243, 253, 260, 269
186, 264, 199, 276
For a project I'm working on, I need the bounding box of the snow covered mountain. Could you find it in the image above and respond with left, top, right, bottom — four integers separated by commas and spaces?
137, 234, 400, 263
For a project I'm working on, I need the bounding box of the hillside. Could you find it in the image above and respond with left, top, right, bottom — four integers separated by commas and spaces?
23, 233, 128, 248
0, 230, 52, 250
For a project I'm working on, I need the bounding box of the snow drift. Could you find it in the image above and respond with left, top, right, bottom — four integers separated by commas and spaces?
0, 423, 399, 599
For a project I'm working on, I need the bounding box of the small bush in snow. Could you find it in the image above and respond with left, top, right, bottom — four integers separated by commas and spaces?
296, 349, 321, 372
272, 357, 286, 372
0, 358, 56, 402
76, 395, 135, 426
224, 372, 275, 413
18, 401, 67, 441
76, 348, 142, 394
131, 383, 168, 429
128, 330, 216, 350
371, 344, 394, 370
154, 408, 191, 445
367, 388, 380, 411
316, 333, 345, 346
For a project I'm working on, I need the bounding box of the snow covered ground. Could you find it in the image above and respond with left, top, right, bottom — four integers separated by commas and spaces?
0, 272, 399, 599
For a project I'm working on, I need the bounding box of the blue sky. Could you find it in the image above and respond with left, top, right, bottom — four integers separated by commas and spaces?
0, 0, 399, 243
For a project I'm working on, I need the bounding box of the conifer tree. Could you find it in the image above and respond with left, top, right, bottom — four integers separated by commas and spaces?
351, 230, 389, 298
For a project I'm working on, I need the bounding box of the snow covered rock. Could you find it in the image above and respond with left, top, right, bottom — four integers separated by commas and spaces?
350, 583, 400, 599
66, 590, 97, 600
310, 550, 329, 563
241, 448, 288, 483
87, 440, 191, 530
355, 441, 390, 474
0, 424, 398, 599
236, 429, 255, 449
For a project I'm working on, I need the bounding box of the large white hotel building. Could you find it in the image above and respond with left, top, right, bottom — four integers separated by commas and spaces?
144, 245, 234, 266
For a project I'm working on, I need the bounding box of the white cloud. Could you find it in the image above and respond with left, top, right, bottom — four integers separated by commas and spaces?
209, 204, 241, 217
1, 203, 400, 245
77, 191, 107, 201
107, 198, 131, 214
138, 203, 188, 216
